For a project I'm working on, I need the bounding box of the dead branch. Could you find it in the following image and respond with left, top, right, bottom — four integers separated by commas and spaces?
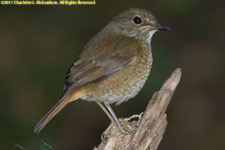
93, 68, 182, 150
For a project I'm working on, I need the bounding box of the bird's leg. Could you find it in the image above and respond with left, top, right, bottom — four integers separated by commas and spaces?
96, 101, 114, 122
104, 102, 136, 134
96, 101, 115, 140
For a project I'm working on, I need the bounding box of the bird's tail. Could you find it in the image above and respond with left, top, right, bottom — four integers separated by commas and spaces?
34, 88, 85, 134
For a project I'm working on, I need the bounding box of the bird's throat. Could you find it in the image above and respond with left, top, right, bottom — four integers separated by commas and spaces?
146, 30, 157, 44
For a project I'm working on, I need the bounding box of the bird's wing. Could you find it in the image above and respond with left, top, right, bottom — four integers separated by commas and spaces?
60, 36, 139, 100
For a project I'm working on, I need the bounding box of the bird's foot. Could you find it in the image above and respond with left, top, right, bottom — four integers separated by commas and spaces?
101, 122, 116, 140
101, 112, 144, 140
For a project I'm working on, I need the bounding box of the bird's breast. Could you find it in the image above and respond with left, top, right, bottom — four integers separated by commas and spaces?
83, 41, 152, 105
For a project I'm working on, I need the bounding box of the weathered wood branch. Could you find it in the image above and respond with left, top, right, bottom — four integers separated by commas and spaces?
93, 68, 182, 150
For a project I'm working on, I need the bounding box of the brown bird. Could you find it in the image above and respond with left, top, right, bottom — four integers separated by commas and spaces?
34, 8, 170, 134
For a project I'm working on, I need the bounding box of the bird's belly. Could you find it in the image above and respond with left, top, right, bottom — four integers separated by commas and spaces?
83, 52, 152, 105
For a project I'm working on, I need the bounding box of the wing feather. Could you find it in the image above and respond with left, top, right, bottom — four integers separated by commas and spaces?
61, 35, 139, 100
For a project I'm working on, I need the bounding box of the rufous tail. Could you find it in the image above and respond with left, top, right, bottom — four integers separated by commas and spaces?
34, 88, 85, 134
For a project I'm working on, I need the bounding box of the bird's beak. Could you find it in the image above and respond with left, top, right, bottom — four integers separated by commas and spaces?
152, 24, 171, 31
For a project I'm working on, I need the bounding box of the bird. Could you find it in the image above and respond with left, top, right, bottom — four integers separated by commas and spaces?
34, 8, 170, 134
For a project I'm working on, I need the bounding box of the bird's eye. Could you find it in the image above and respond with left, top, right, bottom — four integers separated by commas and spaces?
133, 16, 142, 24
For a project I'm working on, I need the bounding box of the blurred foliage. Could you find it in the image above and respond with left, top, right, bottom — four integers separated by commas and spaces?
15, 141, 52, 150
40, 141, 52, 150
0, 0, 225, 150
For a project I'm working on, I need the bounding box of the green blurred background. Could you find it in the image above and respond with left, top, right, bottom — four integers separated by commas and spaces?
0, 0, 225, 149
